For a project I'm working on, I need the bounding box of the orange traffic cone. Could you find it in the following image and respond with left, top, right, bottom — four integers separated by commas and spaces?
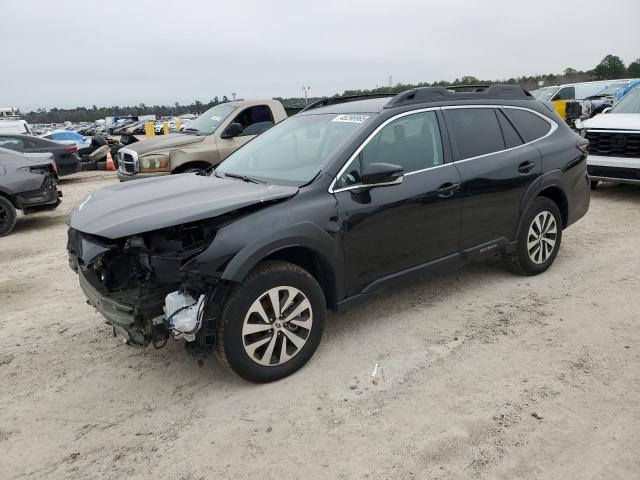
106, 149, 116, 171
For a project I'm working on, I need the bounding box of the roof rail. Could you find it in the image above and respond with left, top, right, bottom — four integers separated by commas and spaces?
299, 93, 396, 113
444, 84, 491, 92
384, 84, 533, 108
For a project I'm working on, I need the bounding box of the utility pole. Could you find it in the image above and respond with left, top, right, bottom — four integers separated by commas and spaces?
388, 76, 393, 93
302, 85, 311, 105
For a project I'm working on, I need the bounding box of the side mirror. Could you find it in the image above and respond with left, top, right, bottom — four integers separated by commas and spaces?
602, 107, 611, 114
361, 163, 404, 187
221, 122, 243, 139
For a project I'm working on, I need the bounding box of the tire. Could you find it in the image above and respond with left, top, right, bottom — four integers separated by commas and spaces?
182, 168, 205, 174
590, 180, 599, 189
0, 196, 17, 237
216, 260, 326, 383
503, 197, 563, 276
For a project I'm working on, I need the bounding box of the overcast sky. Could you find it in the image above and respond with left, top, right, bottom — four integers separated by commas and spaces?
3, 0, 639, 111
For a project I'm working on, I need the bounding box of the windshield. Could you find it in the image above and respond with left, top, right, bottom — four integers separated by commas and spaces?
610, 88, 640, 113
215, 112, 374, 186
594, 81, 631, 97
183, 104, 236, 135
531, 87, 558, 101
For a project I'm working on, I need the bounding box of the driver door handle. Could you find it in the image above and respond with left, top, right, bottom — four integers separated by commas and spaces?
518, 161, 536, 174
436, 182, 460, 198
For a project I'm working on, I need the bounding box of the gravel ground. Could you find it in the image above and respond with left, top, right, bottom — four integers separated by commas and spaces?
1, 171, 639, 479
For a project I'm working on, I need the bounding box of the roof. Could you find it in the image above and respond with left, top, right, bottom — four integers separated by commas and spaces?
302, 85, 534, 115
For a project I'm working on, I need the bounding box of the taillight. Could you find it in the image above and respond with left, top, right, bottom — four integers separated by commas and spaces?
65, 145, 78, 154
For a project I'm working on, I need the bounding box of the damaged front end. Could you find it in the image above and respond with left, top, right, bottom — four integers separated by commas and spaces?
67, 221, 223, 347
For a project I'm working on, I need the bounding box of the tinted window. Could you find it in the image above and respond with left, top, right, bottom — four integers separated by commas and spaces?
444, 108, 505, 160
336, 111, 443, 189
503, 109, 552, 143
552, 86, 575, 101
496, 110, 523, 148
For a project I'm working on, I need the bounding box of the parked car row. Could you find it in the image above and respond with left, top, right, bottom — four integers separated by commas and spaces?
532, 78, 640, 123
0, 134, 82, 176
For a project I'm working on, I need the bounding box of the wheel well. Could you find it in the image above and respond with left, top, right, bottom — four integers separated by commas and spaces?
0, 190, 17, 208
262, 246, 338, 311
538, 186, 568, 227
172, 161, 212, 174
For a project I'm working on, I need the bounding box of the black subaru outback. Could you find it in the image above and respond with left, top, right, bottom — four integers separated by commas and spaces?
67, 85, 590, 382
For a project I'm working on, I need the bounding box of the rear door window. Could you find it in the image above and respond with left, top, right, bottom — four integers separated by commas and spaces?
502, 109, 552, 143
444, 108, 505, 160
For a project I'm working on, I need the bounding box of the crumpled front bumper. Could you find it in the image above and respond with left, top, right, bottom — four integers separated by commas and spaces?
77, 268, 146, 344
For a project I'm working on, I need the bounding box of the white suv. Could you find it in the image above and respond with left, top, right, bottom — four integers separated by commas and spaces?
580, 88, 640, 187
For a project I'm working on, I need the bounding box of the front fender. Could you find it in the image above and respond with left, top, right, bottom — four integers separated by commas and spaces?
182, 193, 344, 295
221, 221, 342, 283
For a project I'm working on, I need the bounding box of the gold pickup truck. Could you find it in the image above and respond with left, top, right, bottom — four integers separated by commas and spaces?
117, 99, 287, 181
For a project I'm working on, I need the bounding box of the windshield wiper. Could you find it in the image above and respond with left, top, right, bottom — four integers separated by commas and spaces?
182, 127, 202, 135
223, 172, 266, 184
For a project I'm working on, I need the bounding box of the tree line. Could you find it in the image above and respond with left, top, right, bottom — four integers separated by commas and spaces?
21, 54, 640, 125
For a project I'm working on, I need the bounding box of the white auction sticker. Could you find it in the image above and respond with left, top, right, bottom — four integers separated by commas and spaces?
332, 114, 370, 123
210, 115, 223, 121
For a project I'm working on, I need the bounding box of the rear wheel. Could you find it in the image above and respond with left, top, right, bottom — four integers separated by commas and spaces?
0, 196, 17, 237
216, 260, 326, 382
503, 197, 562, 276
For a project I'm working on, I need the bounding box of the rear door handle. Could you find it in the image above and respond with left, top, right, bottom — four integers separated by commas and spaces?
518, 161, 536, 174
436, 182, 460, 198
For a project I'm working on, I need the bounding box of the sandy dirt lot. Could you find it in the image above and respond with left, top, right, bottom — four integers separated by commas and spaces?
1, 171, 639, 479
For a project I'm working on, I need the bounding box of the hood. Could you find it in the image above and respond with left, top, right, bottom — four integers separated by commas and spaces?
126, 133, 206, 155
583, 113, 640, 131
68, 174, 298, 239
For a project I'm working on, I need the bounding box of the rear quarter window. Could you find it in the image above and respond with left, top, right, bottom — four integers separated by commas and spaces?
444, 108, 505, 160
502, 109, 552, 143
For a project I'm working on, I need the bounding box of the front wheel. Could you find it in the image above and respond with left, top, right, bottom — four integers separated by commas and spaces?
216, 260, 326, 382
503, 197, 563, 276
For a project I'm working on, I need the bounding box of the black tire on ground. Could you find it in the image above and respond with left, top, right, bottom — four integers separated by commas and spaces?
0, 196, 18, 237
590, 180, 599, 189
216, 260, 326, 383
503, 196, 563, 276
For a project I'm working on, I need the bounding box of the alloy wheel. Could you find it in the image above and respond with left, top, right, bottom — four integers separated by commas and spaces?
527, 211, 557, 264
242, 286, 313, 366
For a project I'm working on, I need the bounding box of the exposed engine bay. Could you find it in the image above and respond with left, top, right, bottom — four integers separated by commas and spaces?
67, 220, 221, 347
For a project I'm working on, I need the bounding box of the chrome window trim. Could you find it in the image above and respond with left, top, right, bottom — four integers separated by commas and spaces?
328, 104, 558, 193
